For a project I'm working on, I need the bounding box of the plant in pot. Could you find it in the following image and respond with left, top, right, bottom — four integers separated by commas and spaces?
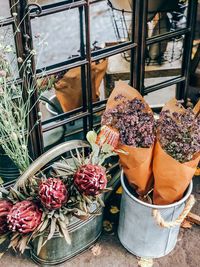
0, 46, 31, 181
153, 98, 200, 205
102, 81, 199, 258
0, 30, 50, 183
0, 127, 122, 265
102, 80, 156, 198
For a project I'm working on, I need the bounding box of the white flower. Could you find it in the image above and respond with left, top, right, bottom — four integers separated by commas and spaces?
11, 132, 18, 141
12, 12, 17, 17
22, 145, 27, 150
38, 112, 42, 118
5, 45, 12, 53
30, 50, 36, 55
86, 130, 97, 145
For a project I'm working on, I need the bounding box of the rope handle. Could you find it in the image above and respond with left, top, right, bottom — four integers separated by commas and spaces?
152, 195, 195, 229
14, 140, 90, 189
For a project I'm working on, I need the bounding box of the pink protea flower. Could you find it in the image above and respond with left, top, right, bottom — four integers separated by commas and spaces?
39, 178, 68, 210
74, 164, 107, 196
7, 200, 42, 233
0, 200, 13, 234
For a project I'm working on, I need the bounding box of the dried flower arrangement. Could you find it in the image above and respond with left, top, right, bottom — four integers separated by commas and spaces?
101, 80, 156, 196
102, 96, 155, 148
0, 45, 33, 171
0, 127, 119, 256
157, 108, 200, 163
0, 30, 49, 174
153, 99, 200, 205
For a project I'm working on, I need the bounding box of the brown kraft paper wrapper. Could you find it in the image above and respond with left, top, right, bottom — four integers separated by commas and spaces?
153, 98, 200, 205
55, 59, 108, 112
105, 80, 154, 195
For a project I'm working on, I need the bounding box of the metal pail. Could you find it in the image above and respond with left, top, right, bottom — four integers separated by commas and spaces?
43, 95, 65, 148
118, 172, 193, 258
0, 147, 20, 183
44, 95, 101, 145
31, 197, 104, 266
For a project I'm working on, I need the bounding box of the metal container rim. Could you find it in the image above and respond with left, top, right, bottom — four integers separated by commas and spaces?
46, 94, 59, 116
120, 171, 193, 209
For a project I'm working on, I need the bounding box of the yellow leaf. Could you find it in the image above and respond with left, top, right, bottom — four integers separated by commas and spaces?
116, 186, 122, 194
103, 220, 113, 232
138, 258, 153, 267
110, 206, 120, 214
91, 244, 101, 256
195, 168, 200, 176
0, 177, 4, 184
0, 252, 5, 259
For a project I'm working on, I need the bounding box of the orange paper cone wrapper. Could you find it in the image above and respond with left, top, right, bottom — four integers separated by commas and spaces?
104, 80, 154, 195
118, 143, 154, 195
55, 59, 108, 112
153, 99, 200, 205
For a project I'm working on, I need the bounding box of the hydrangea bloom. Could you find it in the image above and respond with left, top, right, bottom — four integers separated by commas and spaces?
102, 96, 155, 148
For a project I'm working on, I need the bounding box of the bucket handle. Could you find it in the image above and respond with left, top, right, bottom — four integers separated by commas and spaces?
152, 195, 195, 229
14, 140, 90, 189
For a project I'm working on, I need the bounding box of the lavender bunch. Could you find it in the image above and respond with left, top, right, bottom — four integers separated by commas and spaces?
102, 96, 155, 148
158, 108, 200, 163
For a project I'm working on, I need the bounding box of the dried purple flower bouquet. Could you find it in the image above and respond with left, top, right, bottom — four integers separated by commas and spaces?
158, 107, 200, 163
102, 80, 155, 195
102, 96, 156, 148
153, 99, 200, 205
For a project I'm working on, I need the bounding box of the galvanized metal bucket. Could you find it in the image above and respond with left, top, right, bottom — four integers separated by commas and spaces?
0, 146, 20, 183
43, 95, 65, 148
15, 140, 104, 266
31, 199, 104, 266
118, 171, 193, 258
45, 94, 102, 143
